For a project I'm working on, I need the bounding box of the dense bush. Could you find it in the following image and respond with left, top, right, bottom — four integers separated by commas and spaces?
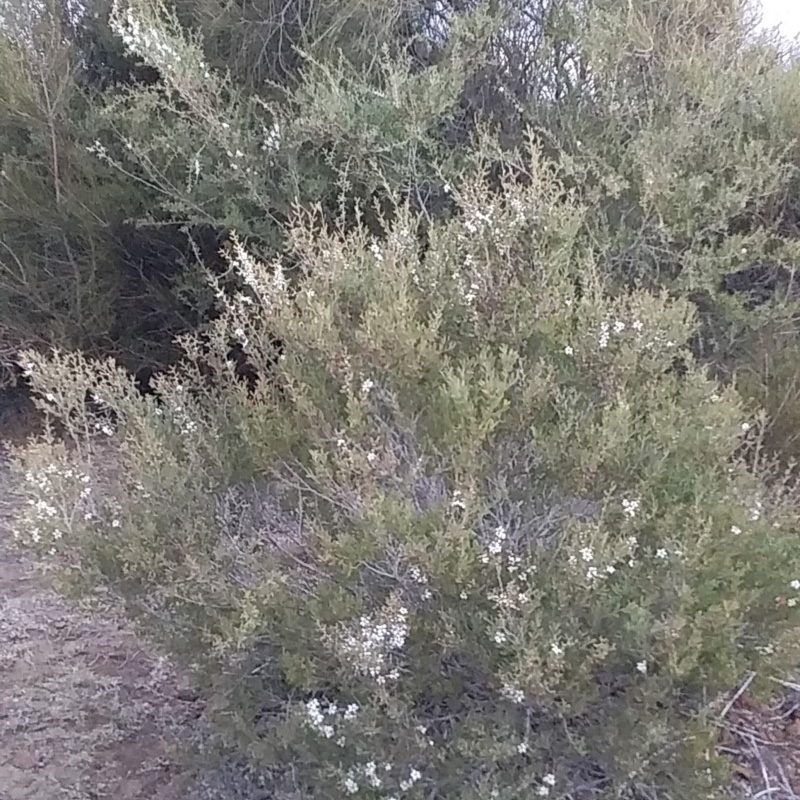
12, 144, 800, 798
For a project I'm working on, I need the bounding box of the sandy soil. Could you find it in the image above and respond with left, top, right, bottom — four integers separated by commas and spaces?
0, 420, 203, 798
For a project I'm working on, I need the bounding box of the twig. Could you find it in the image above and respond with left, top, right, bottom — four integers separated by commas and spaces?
720, 672, 757, 720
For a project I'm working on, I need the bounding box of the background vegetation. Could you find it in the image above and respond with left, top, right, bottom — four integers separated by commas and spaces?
5, 0, 800, 796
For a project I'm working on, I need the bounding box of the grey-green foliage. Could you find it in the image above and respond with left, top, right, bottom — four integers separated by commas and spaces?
12, 141, 800, 799
90, 0, 500, 258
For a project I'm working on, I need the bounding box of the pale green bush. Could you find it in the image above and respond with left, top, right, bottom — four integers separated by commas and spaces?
11, 142, 800, 799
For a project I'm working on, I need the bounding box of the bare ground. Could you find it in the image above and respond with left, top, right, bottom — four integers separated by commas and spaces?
0, 400, 203, 799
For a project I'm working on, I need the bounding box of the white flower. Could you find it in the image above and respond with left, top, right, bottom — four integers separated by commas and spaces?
622, 498, 640, 518
580, 546, 594, 562
517, 741, 528, 754
344, 703, 359, 720
344, 776, 359, 794
731, 525, 742, 536
789, 598, 798, 608
613, 320, 626, 333
550, 642, 564, 657
598, 320, 610, 350
636, 660, 648, 674
632, 320, 643, 331
536, 787, 550, 797
494, 631, 507, 645
564, 345, 574, 356
111, 519, 121, 528
409, 769, 422, 783
460, 590, 468, 600
790, 580, 800, 591
741, 422, 751, 433
586, 566, 598, 581
503, 684, 525, 704
605, 564, 616, 575
542, 774, 556, 786
655, 548, 668, 560
366, 451, 378, 464
360, 378, 375, 396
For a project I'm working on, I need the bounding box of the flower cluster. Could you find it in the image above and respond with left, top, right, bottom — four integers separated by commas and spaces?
342, 762, 422, 797
408, 565, 433, 601
15, 463, 95, 553
227, 237, 288, 308
337, 595, 409, 685
595, 315, 677, 353
304, 698, 359, 746
261, 120, 282, 152
161, 386, 200, 436
110, 1, 207, 83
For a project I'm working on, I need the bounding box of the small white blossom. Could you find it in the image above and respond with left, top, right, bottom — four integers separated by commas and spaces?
655, 548, 668, 560
494, 631, 507, 645
622, 498, 640, 518
451, 491, 466, 510
636, 660, 648, 674
550, 642, 564, 657
731, 525, 742, 536
790, 580, 800, 591
598, 320, 610, 350
517, 741, 528, 754
502, 684, 525, 704
564, 345, 574, 356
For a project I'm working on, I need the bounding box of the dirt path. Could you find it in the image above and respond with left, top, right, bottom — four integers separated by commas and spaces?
0, 460, 204, 799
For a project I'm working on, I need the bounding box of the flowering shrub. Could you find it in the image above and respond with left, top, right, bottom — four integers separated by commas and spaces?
11, 143, 800, 799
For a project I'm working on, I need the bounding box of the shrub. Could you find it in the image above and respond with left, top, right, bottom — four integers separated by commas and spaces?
11, 142, 800, 799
